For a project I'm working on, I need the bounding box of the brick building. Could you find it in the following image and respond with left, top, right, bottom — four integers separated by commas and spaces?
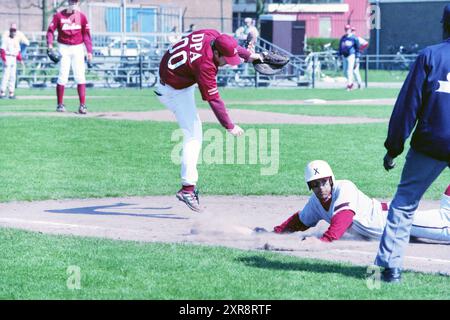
0, 0, 233, 35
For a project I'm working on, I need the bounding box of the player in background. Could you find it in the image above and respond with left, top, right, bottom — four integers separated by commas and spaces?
374, 4, 450, 283
235, 17, 259, 49
351, 26, 368, 89
270, 160, 449, 244
2, 22, 29, 59
156, 29, 263, 212
0, 23, 26, 99
46, 0, 92, 114
234, 18, 259, 75
338, 25, 360, 91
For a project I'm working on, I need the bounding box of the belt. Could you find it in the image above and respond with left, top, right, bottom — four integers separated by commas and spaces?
6, 54, 17, 57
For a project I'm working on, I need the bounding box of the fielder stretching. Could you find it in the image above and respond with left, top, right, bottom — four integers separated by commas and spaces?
270, 160, 449, 243
46, 0, 92, 114
156, 29, 262, 212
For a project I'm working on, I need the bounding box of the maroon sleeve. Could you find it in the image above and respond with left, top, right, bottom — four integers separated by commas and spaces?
274, 212, 309, 234
320, 210, 354, 242
46, 14, 58, 46
195, 62, 220, 101
445, 185, 450, 196
237, 45, 251, 62
0, 49, 5, 63
16, 52, 22, 62
208, 98, 234, 130
82, 14, 93, 54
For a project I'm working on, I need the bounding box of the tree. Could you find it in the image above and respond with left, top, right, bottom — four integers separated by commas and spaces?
255, 0, 266, 31
13, 0, 86, 31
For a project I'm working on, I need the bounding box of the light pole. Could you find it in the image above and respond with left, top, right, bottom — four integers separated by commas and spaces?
122, 0, 127, 55
376, 0, 380, 69
220, 0, 224, 32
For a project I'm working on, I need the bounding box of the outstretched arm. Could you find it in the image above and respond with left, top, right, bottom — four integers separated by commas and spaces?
236, 46, 263, 63
320, 210, 354, 242
274, 212, 310, 234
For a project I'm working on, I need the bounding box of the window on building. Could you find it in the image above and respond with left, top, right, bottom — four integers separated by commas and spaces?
319, 16, 332, 38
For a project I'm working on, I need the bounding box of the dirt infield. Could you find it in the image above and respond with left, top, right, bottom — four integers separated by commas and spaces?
228, 98, 396, 106
0, 196, 448, 275
0, 109, 388, 125
24, 95, 396, 106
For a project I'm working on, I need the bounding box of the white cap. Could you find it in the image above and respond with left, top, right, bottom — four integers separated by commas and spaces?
304, 160, 335, 186
244, 17, 252, 23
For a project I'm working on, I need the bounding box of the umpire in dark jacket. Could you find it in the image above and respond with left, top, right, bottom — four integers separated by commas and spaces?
375, 4, 450, 283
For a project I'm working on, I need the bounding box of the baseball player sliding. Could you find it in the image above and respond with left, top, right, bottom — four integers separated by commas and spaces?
267, 160, 449, 243
156, 29, 263, 212
46, 0, 92, 114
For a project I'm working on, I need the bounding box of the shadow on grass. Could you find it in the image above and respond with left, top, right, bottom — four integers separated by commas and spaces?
237, 255, 367, 280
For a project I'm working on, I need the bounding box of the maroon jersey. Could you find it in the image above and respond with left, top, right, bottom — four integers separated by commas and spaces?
159, 29, 250, 101
46, 9, 92, 53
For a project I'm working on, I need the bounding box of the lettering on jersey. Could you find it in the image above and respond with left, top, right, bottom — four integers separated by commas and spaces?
189, 33, 204, 64
61, 19, 82, 31
344, 40, 353, 47
167, 33, 205, 70
436, 72, 450, 94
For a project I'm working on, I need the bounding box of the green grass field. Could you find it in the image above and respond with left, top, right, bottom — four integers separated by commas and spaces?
1, 228, 448, 299
0, 117, 447, 202
322, 70, 408, 83
0, 88, 448, 300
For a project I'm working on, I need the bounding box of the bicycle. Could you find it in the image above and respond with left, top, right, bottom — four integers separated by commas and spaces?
319, 43, 341, 73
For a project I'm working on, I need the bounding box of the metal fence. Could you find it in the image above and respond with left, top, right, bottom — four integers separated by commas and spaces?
9, 33, 417, 89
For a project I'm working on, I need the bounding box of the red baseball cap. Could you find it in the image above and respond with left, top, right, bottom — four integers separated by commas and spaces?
214, 34, 242, 66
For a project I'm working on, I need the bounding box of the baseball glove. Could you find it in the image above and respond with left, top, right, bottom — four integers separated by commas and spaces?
47, 48, 61, 64
253, 51, 290, 75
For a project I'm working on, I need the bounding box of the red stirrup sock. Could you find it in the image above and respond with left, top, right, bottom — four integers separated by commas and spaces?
56, 84, 65, 105
77, 84, 86, 105
182, 185, 195, 193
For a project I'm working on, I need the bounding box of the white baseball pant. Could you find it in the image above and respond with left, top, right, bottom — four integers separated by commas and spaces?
1, 55, 17, 94
353, 61, 362, 86
342, 54, 355, 86
155, 82, 202, 186
57, 43, 86, 85
352, 205, 450, 242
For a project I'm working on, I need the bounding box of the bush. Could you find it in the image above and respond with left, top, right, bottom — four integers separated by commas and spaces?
305, 38, 340, 53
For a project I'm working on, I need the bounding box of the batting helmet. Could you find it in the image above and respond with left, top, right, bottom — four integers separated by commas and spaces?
304, 160, 335, 188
